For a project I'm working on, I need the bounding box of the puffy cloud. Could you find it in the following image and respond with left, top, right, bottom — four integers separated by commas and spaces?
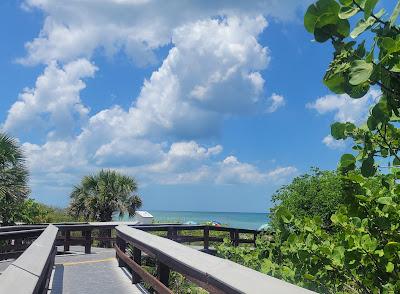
266, 93, 285, 113
127, 16, 270, 139
20, 0, 311, 65
93, 138, 165, 166
11, 15, 269, 144
3, 59, 97, 138
23, 137, 296, 187
307, 89, 380, 150
306, 89, 381, 125
216, 156, 297, 184
144, 141, 222, 176
322, 135, 346, 150
6, 1, 307, 195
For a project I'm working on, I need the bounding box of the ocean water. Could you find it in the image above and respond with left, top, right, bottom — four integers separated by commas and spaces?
139, 211, 269, 230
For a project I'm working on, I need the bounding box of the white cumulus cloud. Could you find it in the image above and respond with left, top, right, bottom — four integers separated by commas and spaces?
322, 135, 346, 150
307, 89, 381, 150
3, 59, 97, 139
306, 89, 380, 125
3, 0, 308, 196
216, 156, 297, 184
266, 93, 285, 113
20, 0, 311, 65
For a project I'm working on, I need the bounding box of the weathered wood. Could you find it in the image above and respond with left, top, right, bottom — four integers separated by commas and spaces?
0, 228, 44, 240
174, 236, 204, 243
208, 236, 224, 243
0, 250, 24, 260
0, 224, 58, 294
84, 230, 92, 254
132, 247, 142, 284
230, 230, 235, 246
64, 230, 71, 252
157, 261, 170, 287
1, 223, 259, 266
0, 225, 46, 232
116, 236, 127, 268
115, 244, 173, 294
116, 225, 315, 294
203, 226, 209, 250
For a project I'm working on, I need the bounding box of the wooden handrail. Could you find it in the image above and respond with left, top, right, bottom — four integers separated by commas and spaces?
0, 225, 47, 232
0, 224, 58, 294
115, 225, 314, 294
0, 228, 45, 240
1, 223, 259, 257
115, 244, 173, 294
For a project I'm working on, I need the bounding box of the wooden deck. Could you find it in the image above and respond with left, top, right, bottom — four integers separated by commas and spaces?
50, 246, 145, 294
0, 223, 314, 293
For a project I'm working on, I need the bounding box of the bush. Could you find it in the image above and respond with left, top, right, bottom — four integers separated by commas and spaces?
220, 172, 400, 293
219, 0, 400, 292
270, 168, 344, 228
15, 199, 80, 224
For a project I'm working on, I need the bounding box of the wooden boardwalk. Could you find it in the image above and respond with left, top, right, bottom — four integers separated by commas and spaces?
0, 224, 313, 293
50, 246, 145, 294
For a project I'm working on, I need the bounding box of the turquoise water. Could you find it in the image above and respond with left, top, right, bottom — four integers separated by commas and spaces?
120, 211, 269, 230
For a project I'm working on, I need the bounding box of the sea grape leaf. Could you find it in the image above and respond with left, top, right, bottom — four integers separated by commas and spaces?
331, 122, 346, 139
361, 157, 376, 177
304, 0, 340, 33
350, 16, 376, 38
364, 0, 378, 19
340, 154, 356, 168
349, 60, 373, 85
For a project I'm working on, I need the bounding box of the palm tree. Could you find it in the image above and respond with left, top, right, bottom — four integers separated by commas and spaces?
0, 132, 30, 225
69, 169, 142, 222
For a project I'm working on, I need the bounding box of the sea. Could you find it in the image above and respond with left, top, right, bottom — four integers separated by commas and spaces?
118, 211, 269, 230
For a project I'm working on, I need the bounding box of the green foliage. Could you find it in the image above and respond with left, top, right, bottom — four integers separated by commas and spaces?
270, 168, 344, 227
10, 198, 81, 224
219, 1, 400, 292
0, 132, 30, 225
220, 173, 400, 293
69, 169, 142, 222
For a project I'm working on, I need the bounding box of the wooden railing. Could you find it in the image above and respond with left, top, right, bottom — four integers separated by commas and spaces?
0, 223, 313, 293
115, 225, 314, 294
0, 227, 46, 260
0, 223, 258, 260
0, 225, 58, 294
55, 223, 258, 254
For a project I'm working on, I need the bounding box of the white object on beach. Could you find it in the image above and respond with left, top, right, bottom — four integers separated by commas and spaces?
134, 210, 154, 224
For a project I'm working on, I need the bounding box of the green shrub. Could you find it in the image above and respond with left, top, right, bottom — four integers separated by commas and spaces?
219, 0, 400, 292
270, 168, 344, 228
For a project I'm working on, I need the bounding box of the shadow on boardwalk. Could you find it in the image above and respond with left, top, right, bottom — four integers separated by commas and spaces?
50, 246, 145, 294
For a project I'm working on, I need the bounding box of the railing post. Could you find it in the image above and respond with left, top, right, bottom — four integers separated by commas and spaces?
132, 247, 142, 284
14, 238, 22, 250
230, 229, 239, 247
167, 227, 177, 241
235, 230, 239, 247
204, 226, 209, 250
116, 236, 127, 267
64, 230, 70, 252
84, 230, 92, 254
230, 230, 235, 246
253, 232, 258, 246
157, 261, 170, 287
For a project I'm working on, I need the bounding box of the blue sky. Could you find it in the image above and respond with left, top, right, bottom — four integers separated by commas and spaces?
0, 0, 381, 212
